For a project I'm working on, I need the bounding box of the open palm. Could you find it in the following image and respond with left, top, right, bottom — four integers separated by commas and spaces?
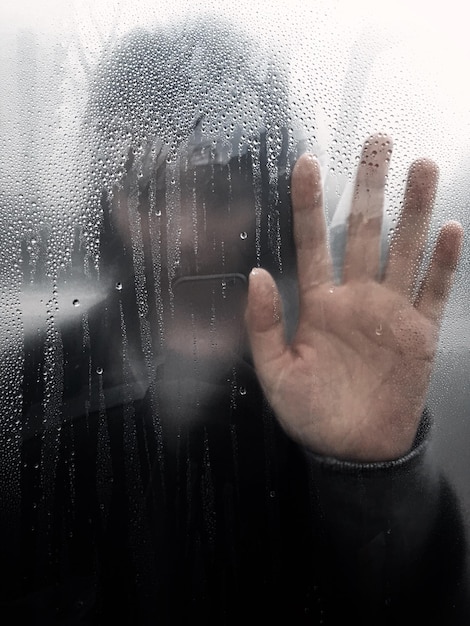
246, 134, 463, 462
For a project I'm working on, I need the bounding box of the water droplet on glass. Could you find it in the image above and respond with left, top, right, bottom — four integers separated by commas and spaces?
375, 323, 383, 336
239, 386, 246, 396
72, 299, 80, 307
240, 231, 247, 240
96, 367, 103, 375
115, 282, 122, 291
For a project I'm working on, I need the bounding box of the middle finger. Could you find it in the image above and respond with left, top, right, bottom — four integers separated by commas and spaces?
342, 133, 392, 282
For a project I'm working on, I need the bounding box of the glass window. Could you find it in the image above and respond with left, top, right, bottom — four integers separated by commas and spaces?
1, 1, 469, 623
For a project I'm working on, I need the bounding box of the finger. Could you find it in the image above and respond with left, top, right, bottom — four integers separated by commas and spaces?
245, 267, 288, 369
342, 133, 392, 282
291, 153, 333, 298
415, 221, 463, 324
384, 158, 439, 298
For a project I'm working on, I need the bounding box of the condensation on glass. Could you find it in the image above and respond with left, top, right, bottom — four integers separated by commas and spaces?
0, 0, 469, 621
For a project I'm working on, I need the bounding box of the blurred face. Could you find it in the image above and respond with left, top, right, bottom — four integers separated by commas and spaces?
171, 158, 257, 277
112, 149, 258, 364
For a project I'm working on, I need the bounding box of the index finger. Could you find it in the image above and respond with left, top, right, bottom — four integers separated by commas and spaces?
291, 153, 333, 298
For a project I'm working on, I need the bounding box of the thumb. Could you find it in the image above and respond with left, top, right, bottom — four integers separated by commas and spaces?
245, 268, 288, 370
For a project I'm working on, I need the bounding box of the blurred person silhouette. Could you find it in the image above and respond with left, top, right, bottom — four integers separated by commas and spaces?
9, 14, 470, 626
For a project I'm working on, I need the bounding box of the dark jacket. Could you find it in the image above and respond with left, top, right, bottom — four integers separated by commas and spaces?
4, 331, 469, 625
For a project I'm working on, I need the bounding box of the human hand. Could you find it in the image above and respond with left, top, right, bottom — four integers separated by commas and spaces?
246, 134, 463, 462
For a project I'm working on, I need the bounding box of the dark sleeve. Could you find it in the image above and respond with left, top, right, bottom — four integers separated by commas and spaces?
304, 410, 470, 625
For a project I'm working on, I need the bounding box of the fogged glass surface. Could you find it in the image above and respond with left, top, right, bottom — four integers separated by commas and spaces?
1, 0, 469, 623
